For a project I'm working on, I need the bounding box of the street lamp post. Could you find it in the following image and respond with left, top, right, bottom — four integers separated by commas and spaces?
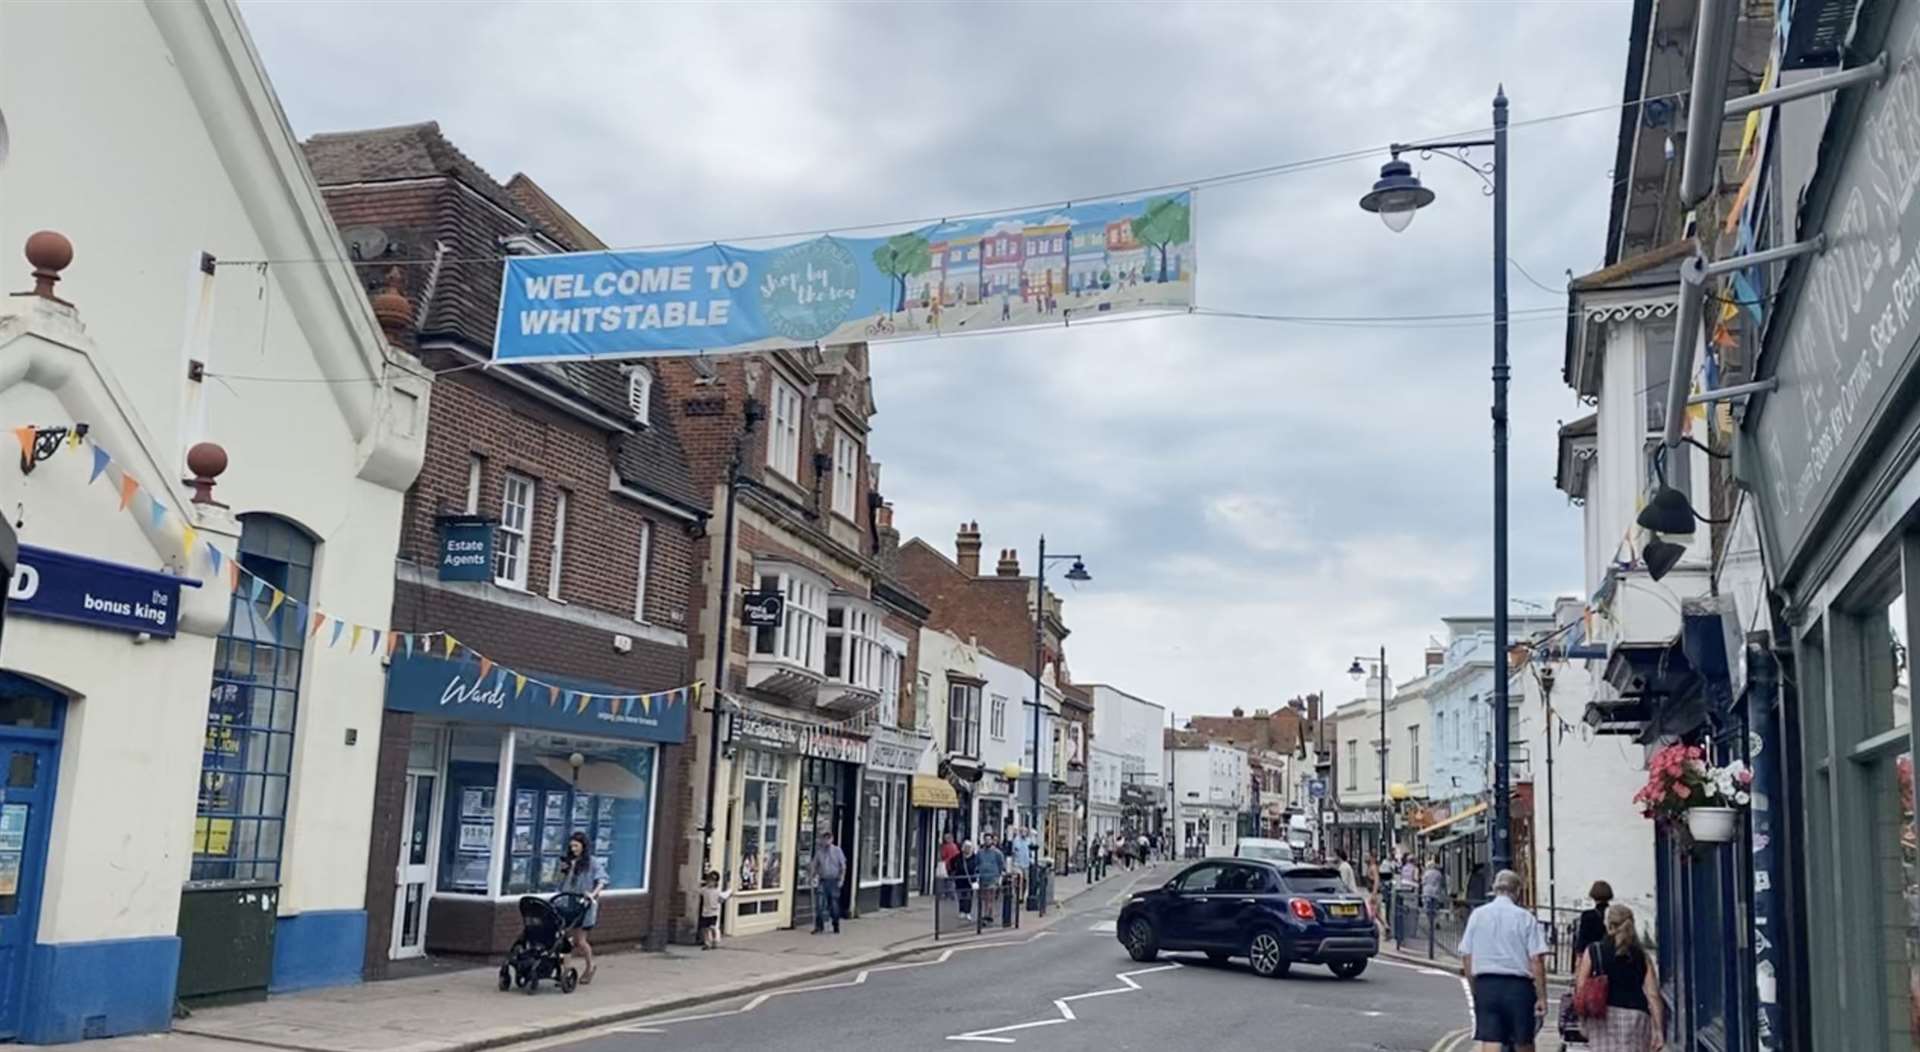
1030, 536, 1090, 845
1358, 86, 1513, 877
1347, 650, 1390, 859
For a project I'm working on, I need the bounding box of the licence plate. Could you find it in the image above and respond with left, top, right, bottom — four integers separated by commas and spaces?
1329, 903, 1360, 917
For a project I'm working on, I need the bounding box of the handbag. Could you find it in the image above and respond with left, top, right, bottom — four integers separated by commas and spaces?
1574, 943, 1612, 1020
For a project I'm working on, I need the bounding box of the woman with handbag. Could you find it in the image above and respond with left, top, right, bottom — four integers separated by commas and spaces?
1571, 903, 1664, 1051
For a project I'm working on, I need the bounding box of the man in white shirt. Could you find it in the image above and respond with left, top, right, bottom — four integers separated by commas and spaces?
1456, 869, 1547, 1052
1334, 848, 1358, 894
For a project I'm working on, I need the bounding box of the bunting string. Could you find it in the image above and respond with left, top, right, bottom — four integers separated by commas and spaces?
14, 426, 702, 716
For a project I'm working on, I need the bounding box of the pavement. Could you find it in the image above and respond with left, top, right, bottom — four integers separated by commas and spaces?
85, 863, 1181, 1052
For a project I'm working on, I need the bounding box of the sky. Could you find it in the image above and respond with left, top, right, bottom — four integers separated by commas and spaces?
241, 0, 1636, 723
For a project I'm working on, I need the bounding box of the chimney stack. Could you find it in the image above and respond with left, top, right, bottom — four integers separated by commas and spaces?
956, 522, 982, 576
1231, 706, 1245, 718
996, 548, 1021, 576
1425, 645, 1445, 671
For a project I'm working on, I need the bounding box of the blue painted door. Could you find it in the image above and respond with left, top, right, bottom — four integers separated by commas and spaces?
0, 738, 56, 1038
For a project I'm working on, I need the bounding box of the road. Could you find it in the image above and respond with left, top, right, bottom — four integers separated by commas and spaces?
518, 869, 1474, 1052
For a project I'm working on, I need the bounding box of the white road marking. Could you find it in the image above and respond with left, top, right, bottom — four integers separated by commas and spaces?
1370, 956, 1456, 978
608, 931, 1056, 1035
944, 962, 1183, 1044
1087, 920, 1116, 933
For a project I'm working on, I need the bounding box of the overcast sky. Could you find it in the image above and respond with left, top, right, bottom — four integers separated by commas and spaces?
242, 0, 1635, 722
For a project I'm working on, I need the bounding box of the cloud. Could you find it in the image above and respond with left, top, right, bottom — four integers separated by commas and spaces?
240, 0, 1626, 720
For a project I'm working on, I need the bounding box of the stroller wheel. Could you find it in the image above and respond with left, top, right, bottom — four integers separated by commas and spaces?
560, 968, 578, 994
497, 966, 511, 992
524, 972, 539, 995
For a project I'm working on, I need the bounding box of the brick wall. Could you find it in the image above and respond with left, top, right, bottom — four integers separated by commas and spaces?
362, 709, 415, 980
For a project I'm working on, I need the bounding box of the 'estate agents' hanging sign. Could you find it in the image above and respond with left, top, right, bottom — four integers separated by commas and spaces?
437, 516, 494, 583
8, 544, 195, 637
492, 193, 1196, 364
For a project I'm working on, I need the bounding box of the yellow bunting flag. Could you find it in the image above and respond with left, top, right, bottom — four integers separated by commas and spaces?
514, 673, 527, 697
477, 656, 494, 681
641, 694, 652, 715
576, 693, 592, 714
181, 525, 199, 561
443, 635, 458, 659
350, 624, 364, 652
11, 427, 33, 467
266, 589, 286, 621
118, 473, 140, 511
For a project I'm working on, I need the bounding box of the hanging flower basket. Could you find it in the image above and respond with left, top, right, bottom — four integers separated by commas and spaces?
1634, 744, 1752, 848
1685, 805, 1739, 843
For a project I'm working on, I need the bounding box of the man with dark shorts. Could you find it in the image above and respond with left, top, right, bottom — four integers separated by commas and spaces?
1457, 869, 1547, 1052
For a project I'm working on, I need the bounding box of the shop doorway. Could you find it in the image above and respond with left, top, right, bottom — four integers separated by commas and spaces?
794, 759, 854, 927
390, 725, 442, 960
0, 675, 62, 1040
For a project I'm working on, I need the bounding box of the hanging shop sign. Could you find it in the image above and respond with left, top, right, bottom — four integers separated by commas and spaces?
436, 516, 494, 583
866, 725, 926, 775
385, 652, 690, 745
1749, 10, 1920, 577
728, 709, 869, 764
8, 544, 195, 637
740, 590, 785, 628
491, 192, 1196, 363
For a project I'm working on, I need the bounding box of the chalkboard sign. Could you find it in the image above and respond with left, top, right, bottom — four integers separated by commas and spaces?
1751, 4, 1920, 577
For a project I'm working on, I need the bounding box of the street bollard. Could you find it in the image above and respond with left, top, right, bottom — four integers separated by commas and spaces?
1426, 899, 1437, 959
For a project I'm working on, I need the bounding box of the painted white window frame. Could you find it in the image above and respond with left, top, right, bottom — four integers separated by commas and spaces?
495, 471, 535, 590
825, 596, 883, 691
750, 561, 829, 674
627, 366, 652, 425
990, 694, 1008, 740
768, 376, 802, 481
633, 521, 652, 623
1345, 740, 1358, 791
831, 428, 859, 520
915, 672, 932, 733
547, 490, 569, 601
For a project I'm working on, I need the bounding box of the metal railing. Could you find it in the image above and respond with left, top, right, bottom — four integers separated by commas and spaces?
1378, 887, 1586, 978
932, 873, 1023, 939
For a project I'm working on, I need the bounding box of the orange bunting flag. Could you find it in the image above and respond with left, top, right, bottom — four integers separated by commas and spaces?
548, 685, 560, 707
443, 635, 459, 659
477, 656, 494, 681
227, 561, 241, 593
311, 610, 327, 638
350, 624, 364, 652
118, 473, 140, 512
11, 427, 33, 467
384, 632, 401, 659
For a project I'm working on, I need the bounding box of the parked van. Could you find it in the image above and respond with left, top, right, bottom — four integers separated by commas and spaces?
1233, 837, 1296, 863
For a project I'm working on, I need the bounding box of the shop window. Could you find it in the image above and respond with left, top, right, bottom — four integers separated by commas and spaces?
888, 779, 907, 881
501, 731, 656, 894
192, 514, 313, 883
860, 777, 887, 885
738, 748, 789, 891
438, 727, 502, 893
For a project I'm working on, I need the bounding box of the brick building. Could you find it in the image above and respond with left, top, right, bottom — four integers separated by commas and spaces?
303, 123, 707, 972
651, 344, 929, 933
897, 524, 1081, 865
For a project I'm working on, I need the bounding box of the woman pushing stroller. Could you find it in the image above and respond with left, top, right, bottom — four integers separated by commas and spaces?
560, 831, 607, 984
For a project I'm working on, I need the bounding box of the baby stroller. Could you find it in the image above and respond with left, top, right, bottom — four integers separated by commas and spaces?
497, 892, 591, 994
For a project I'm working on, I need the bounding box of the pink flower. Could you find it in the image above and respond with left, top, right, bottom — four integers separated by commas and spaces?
1674, 783, 1691, 799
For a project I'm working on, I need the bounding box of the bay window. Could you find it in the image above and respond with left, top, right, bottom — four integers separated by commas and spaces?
751, 563, 828, 673
824, 597, 882, 691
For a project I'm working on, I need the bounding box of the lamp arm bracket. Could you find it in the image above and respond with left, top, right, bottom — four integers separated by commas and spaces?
1391, 140, 1497, 196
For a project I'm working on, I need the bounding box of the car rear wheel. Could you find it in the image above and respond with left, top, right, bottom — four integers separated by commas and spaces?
1329, 960, 1367, 980
1247, 930, 1290, 978
1124, 917, 1160, 962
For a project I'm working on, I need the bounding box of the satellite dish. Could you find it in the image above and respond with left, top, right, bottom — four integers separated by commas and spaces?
341, 226, 389, 262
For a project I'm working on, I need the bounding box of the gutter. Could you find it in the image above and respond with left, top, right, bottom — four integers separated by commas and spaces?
608, 469, 705, 525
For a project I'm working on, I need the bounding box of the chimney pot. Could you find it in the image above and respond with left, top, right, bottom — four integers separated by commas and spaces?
996, 549, 1021, 576
370, 266, 414, 347
956, 521, 983, 576
20, 231, 73, 304
1231, 706, 1245, 718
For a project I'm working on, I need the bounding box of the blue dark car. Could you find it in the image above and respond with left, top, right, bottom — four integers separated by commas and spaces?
1116, 859, 1376, 979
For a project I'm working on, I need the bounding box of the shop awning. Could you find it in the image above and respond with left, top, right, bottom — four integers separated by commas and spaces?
912, 774, 960, 809
1417, 802, 1489, 837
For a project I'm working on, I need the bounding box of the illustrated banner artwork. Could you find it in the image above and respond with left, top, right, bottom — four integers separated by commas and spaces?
492, 192, 1195, 363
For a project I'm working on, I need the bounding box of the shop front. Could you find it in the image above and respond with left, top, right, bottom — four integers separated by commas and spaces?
379, 652, 689, 958
910, 772, 961, 895
723, 708, 867, 934
857, 725, 924, 913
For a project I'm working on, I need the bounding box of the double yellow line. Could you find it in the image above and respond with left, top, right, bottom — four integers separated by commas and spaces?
1429, 1029, 1472, 1052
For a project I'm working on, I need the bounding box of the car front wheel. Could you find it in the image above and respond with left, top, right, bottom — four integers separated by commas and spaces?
1247, 930, 1290, 978
1124, 917, 1160, 962
1329, 960, 1368, 980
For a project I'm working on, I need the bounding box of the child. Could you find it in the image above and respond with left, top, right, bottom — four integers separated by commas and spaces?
699, 871, 730, 950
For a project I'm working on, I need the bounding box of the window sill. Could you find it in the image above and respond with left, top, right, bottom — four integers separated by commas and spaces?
494, 580, 530, 594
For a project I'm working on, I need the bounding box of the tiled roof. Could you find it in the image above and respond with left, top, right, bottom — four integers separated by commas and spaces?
303, 122, 705, 516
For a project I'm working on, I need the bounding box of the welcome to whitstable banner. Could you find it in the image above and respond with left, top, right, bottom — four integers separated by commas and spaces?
490, 192, 1194, 363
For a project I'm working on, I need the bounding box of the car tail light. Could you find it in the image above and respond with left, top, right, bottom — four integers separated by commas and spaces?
1289, 897, 1317, 920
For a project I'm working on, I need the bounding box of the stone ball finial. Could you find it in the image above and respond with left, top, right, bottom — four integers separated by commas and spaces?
23, 231, 73, 302
370, 265, 412, 333
186, 441, 229, 506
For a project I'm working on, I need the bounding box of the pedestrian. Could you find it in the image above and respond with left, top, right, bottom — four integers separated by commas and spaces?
939, 831, 960, 880
1008, 826, 1033, 905
1574, 903, 1664, 1051
1335, 849, 1358, 894
1574, 879, 1615, 957
558, 831, 606, 984
976, 833, 1006, 925
1136, 832, 1149, 863
1422, 857, 1445, 913
810, 830, 847, 935
1457, 869, 1549, 1052
955, 840, 977, 919
698, 870, 730, 951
